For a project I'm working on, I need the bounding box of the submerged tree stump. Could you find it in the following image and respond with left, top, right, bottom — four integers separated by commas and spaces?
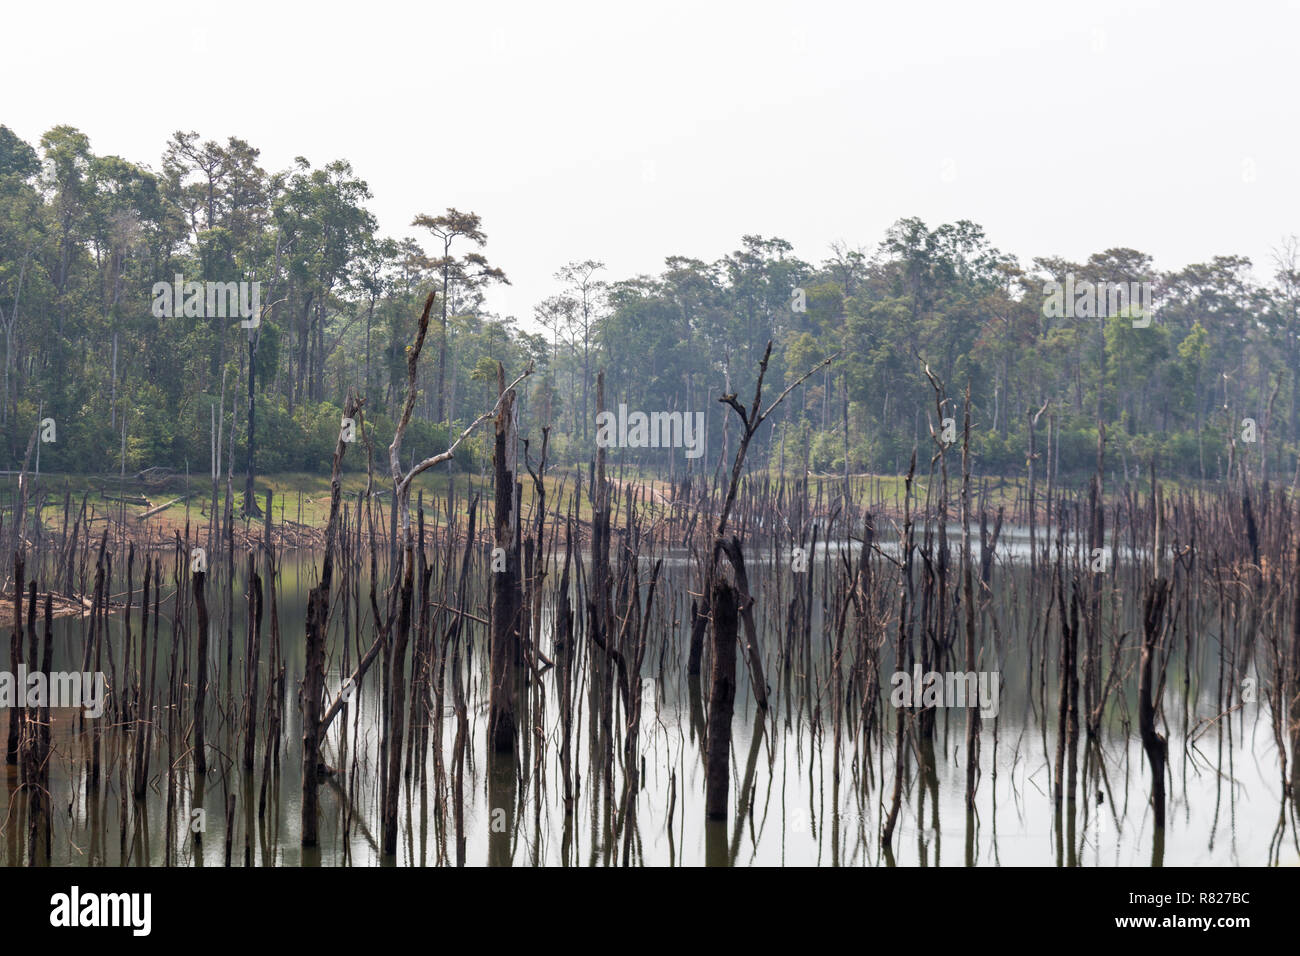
489, 374, 520, 754
301, 570, 327, 846
705, 581, 738, 820
1139, 577, 1169, 829
193, 568, 208, 777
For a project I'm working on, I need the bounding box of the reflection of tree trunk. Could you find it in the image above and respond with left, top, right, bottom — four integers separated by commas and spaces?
729, 709, 766, 863
705, 581, 738, 820
687, 599, 708, 677
192, 773, 207, 864
913, 731, 941, 864
487, 752, 516, 866
1150, 824, 1165, 867
705, 820, 729, 867
687, 668, 707, 762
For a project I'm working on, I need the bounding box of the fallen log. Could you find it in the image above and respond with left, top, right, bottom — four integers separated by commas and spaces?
136, 494, 194, 521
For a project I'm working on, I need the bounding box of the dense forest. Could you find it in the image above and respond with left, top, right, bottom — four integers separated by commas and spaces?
3, 124, 1298, 489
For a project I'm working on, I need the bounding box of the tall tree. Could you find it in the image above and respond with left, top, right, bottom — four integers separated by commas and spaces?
554, 260, 605, 440
410, 208, 508, 423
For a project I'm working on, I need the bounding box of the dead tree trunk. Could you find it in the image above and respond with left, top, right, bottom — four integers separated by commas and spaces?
301, 559, 327, 847
489, 367, 520, 754
1139, 576, 1170, 829
705, 580, 738, 820
1291, 545, 1300, 801
7, 553, 21, 765
131, 555, 151, 799
961, 387, 979, 810
690, 341, 836, 703
193, 567, 209, 777
882, 452, 916, 850
558, 517, 575, 814
311, 294, 529, 750
382, 543, 414, 854
243, 557, 262, 772
302, 390, 360, 847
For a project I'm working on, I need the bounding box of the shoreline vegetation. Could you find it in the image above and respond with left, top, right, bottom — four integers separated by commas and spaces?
5, 465, 1273, 558
4, 124, 1299, 510
0, 301, 1296, 869
2, 463, 1293, 618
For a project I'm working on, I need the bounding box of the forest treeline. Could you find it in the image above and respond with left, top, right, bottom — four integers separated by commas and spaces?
2, 124, 1298, 486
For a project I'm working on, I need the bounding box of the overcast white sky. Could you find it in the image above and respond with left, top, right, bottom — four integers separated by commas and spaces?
5, 0, 1299, 327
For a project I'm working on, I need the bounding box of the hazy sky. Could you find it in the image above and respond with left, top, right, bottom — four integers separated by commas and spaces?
6, 0, 1298, 327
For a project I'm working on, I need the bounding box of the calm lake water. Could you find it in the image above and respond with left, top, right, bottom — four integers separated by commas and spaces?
2, 527, 1293, 867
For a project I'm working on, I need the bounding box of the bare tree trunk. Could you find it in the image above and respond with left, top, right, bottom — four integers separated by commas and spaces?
243, 557, 262, 772
1291, 545, 1300, 801
705, 580, 738, 820
382, 543, 414, 853
1139, 577, 1170, 829
961, 388, 979, 810
6, 554, 21, 765
489, 368, 520, 754
301, 564, 326, 847
882, 453, 915, 850
302, 390, 360, 847
193, 567, 209, 776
